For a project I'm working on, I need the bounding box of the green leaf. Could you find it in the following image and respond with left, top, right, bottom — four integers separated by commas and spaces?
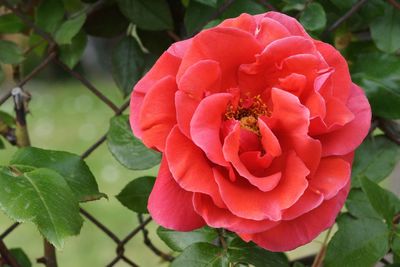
351, 136, 400, 187
0, 14, 25, 33
116, 0, 173, 30
360, 177, 400, 225
0, 138, 4, 149
35, 0, 65, 34
329, 0, 357, 10
345, 189, 381, 219
157, 226, 218, 252
9, 248, 31, 267
352, 53, 400, 119
0, 66, 4, 84
137, 29, 173, 56
370, 6, 400, 53
10, 147, 105, 202
171, 242, 228, 267
116, 176, 155, 213
324, 214, 389, 267
84, 3, 129, 38
300, 2, 326, 31
282, 0, 307, 12
107, 115, 161, 170
220, 0, 264, 19
194, 0, 218, 7
0, 110, 15, 127
0, 166, 83, 249
228, 237, 290, 267
54, 13, 86, 45
0, 40, 24, 64
184, 1, 215, 35
111, 36, 145, 97
392, 229, 400, 259
59, 31, 87, 69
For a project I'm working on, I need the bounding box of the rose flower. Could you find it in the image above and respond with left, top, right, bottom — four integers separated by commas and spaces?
129, 12, 371, 251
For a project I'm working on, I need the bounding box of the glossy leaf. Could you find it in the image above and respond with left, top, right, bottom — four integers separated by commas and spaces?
194, 0, 217, 7
171, 242, 228, 267
116, 0, 173, 30
184, 1, 215, 35
0, 40, 24, 64
370, 6, 400, 53
84, 3, 129, 38
0, 166, 83, 249
54, 13, 86, 45
107, 115, 161, 170
35, 0, 64, 34
228, 237, 290, 267
300, 2, 326, 31
59, 31, 87, 69
345, 189, 381, 219
352, 53, 400, 119
157, 226, 218, 252
10, 147, 105, 202
324, 214, 389, 267
360, 177, 400, 225
351, 136, 400, 187
116, 176, 155, 213
137, 29, 173, 56
111, 36, 145, 97
9, 248, 31, 267
0, 14, 25, 33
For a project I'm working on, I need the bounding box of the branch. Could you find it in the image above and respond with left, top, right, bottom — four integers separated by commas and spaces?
138, 214, 174, 262
54, 59, 120, 113
0, 240, 20, 267
387, 0, 400, 10
325, 0, 368, 33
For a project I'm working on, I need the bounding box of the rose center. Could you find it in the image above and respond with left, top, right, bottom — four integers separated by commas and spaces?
225, 95, 270, 135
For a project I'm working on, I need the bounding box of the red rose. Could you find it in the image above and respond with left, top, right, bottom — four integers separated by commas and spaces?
129, 12, 371, 251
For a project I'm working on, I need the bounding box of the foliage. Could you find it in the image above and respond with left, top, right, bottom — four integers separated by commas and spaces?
0, 0, 399, 266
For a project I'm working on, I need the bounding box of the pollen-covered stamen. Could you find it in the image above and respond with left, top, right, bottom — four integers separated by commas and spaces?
225, 95, 270, 135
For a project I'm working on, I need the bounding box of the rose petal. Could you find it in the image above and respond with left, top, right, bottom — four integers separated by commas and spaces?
315, 41, 351, 102
190, 93, 232, 166
243, 182, 350, 252
282, 189, 324, 220
218, 13, 257, 34
256, 17, 290, 46
223, 123, 281, 192
178, 59, 221, 99
166, 126, 225, 207
193, 193, 279, 234
139, 76, 177, 151
309, 157, 350, 200
177, 27, 262, 89
318, 84, 371, 156
148, 157, 205, 231
265, 11, 310, 38
214, 151, 309, 221
130, 51, 181, 138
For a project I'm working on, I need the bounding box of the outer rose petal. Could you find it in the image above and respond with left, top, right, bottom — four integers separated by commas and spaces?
130, 51, 181, 138
314, 41, 351, 102
148, 157, 205, 231
318, 84, 371, 156
139, 76, 177, 151
264, 12, 310, 38
243, 182, 350, 252
165, 126, 225, 207
256, 17, 290, 46
193, 193, 279, 234
309, 157, 350, 200
282, 189, 324, 220
177, 27, 262, 88
218, 13, 257, 34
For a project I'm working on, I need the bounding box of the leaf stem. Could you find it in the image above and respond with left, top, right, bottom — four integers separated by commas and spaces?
311, 227, 333, 267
